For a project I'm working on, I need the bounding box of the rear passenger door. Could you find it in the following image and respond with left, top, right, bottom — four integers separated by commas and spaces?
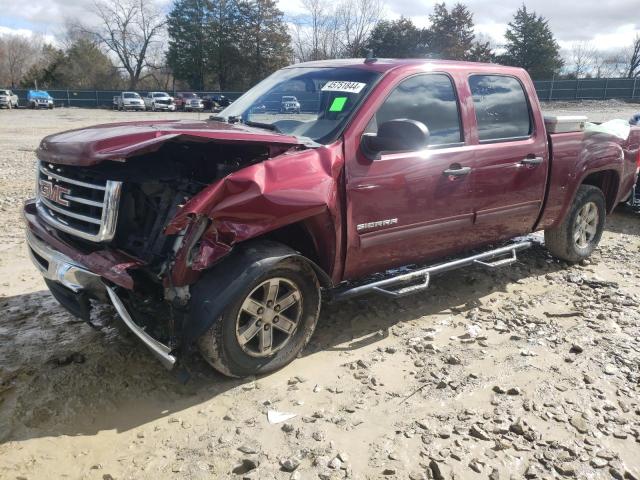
468, 74, 548, 243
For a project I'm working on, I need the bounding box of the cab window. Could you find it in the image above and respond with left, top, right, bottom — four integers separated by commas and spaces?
469, 75, 532, 142
367, 74, 463, 147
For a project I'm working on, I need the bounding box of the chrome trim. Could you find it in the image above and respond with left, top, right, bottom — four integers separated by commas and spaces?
63, 194, 104, 208
36, 161, 122, 242
106, 286, 177, 369
40, 164, 106, 190
40, 196, 103, 224
26, 229, 105, 297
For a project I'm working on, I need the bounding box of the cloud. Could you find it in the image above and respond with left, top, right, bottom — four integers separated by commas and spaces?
0, 0, 638, 51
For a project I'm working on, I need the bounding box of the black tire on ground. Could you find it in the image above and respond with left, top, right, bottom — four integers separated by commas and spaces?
544, 184, 606, 263
197, 250, 321, 378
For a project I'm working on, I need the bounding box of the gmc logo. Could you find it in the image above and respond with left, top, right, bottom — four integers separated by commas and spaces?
39, 179, 70, 207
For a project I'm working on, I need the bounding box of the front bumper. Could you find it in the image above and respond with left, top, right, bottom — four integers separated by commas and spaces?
25, 215, 177, 369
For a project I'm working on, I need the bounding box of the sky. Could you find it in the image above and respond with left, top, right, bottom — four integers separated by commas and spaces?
0, 0, 638, 53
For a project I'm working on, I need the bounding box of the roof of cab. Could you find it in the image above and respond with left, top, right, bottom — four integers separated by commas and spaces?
287, 58, 524, 75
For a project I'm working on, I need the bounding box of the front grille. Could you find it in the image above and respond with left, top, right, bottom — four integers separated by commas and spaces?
36, 162, 122, 242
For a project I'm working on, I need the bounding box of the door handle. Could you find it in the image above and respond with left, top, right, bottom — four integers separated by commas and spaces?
443, 165, 472, 177
520, 156, 543, 166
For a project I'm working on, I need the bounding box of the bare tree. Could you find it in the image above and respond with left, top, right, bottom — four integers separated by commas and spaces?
291, 0, 342, 62
291, 0, 382, 62
338, 0, 382, 57
567, 41, 598, 78
623, 34, 640, 78
78, 0, 166, 89
0, 34, 43, 87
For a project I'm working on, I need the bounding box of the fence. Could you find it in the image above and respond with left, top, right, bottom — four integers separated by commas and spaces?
533, 77, 639, 101
4, 77, 640, 108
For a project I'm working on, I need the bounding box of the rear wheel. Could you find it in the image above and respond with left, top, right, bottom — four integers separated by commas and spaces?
197, 253, 321, 378
544, 185, 606, 262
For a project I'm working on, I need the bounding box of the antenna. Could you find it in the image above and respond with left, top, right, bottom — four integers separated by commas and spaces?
364, 50, 377, 64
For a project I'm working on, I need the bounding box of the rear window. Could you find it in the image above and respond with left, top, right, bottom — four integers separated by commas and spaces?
469, 75, 532, 142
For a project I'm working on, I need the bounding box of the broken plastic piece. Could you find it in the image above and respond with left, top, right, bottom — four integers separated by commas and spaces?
267, 409, 297, 424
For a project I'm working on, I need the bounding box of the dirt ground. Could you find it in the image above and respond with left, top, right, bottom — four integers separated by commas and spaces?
0, 103, 639, 480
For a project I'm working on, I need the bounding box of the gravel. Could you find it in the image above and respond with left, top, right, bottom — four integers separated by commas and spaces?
0, 104, 639, 478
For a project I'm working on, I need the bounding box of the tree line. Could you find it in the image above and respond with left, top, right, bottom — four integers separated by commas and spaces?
0, 0, 639, 91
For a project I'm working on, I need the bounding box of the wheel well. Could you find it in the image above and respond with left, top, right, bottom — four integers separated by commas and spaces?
257, 222, 334, 288
581, 170, 619, 212
261, 222, 320, 266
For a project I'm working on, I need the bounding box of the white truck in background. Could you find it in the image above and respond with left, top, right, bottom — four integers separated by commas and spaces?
0, 90, 19, 109
115, 92, 145, 111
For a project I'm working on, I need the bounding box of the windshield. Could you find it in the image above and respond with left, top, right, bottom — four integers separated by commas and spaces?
123, 92, 140, 99
218, 67, 381, 144
154, 93, 169, 97
182, 93, 197, 98
0, 90, 9, 96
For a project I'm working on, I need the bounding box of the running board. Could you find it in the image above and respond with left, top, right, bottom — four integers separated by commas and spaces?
331, 241, 532, 302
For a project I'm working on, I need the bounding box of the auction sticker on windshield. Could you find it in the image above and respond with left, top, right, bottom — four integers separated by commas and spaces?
321, 81, 367, 94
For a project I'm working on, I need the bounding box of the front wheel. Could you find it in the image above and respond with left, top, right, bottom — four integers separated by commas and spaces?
544, 185, 606, 263
197, 254, 321, 378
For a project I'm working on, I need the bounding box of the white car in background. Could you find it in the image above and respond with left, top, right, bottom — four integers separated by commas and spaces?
116, 92, 145, 111
0, 89, 19, 109
144, 92, 176, 111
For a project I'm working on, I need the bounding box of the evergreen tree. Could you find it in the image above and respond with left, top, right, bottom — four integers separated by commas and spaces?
167, 0, 211, 90
19, 39, 118, 89
500, 5, 563, 79
237, 0, 291, 88
365, 17, 426, 58
426, 3, 493, 61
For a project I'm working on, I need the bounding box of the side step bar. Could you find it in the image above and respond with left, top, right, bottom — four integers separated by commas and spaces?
332, 241, 532, 302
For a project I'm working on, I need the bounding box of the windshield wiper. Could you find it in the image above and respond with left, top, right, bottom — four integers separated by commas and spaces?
244, 120, 281, 133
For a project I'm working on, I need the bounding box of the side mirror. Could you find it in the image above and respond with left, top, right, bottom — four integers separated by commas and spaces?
361, 119, 430, 159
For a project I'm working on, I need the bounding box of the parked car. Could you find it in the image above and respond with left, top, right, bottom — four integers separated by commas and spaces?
627, 114, 640, 209
175, 92, 204, 111
280, 95, 301, 113
116, 92, 145, 111
144, 92, 175, 111
24, 59, 640, 377
0, 89, 19, 109
203, 94, 231, 112
27, 90, 54, 109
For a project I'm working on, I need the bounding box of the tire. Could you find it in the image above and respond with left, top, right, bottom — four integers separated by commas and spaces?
197, 252, 321, 378
544, 184, 606, 263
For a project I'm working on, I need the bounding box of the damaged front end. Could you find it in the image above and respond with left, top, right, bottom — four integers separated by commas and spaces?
26, 120, 343, 369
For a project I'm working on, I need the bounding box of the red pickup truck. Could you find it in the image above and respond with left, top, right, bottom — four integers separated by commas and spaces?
24, 59, 640, 377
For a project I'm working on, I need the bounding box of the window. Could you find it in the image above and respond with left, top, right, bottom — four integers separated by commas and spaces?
469, 75, 532, 142
367, 74, 462, 147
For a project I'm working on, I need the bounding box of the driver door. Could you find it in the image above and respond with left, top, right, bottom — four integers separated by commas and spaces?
344, 73, 477, 279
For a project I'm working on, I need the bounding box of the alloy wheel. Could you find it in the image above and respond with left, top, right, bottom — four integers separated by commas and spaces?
235, 278, 302, 358
574, 201, 599, 248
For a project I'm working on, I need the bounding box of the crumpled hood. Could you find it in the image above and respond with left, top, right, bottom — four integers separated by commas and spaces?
36, 119, 306, 166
